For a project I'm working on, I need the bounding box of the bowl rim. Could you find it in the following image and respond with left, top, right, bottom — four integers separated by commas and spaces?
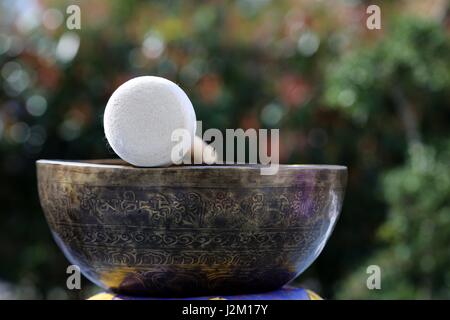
36, 159, 347, 171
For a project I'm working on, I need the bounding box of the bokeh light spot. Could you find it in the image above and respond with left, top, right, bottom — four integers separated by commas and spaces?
9, 121, 30, 143
261, 103, 284, 126
59, 119, 81, 141
142, 32, 165, 59
297, 31, 320, 57
42, 8, 64, 30
56, 32, 80, 63
28, 125, 47, 147
337, 89, 356, 107
26, 95, 48, 117
0, 34, 12, 55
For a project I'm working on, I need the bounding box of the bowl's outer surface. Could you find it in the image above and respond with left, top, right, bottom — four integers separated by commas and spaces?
37, 160, 347, 297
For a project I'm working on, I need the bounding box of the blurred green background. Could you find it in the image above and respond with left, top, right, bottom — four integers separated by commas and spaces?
0, 0, 449, 299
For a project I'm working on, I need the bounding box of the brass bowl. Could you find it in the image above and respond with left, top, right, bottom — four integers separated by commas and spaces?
37, 159, 347, 297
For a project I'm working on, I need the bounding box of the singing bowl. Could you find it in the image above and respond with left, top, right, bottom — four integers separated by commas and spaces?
37, 159, 347, 297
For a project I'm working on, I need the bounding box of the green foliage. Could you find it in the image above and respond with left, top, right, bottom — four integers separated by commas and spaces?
324, 17, 450, 123
324, 16, 450, 300
338, 142, 450, 299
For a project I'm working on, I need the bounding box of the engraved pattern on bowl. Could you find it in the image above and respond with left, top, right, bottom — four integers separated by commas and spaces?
36, 160, 347, 297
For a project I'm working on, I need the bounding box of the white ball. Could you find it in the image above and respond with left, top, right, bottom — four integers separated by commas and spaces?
104, 76, 196, 167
